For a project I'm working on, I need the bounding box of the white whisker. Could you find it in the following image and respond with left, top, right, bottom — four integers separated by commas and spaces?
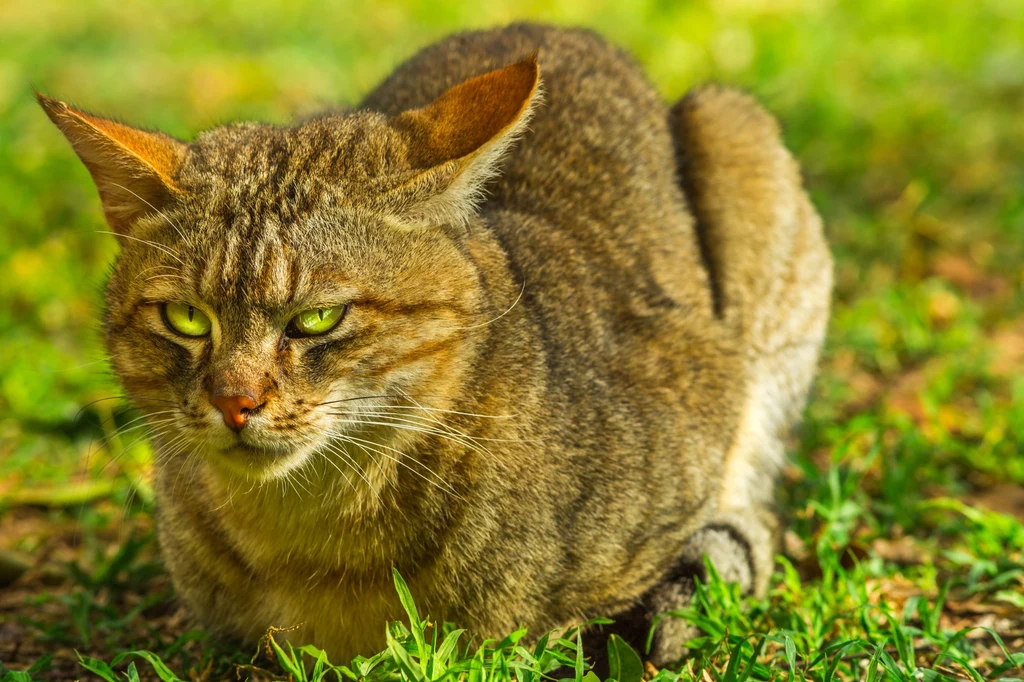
331, 431, 463, 500
107, 181, 189, 245
96, 230, 185, 265
450, 277, 525, 330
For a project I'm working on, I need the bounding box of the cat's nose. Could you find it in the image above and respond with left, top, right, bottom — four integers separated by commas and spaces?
210, 393, 259, 432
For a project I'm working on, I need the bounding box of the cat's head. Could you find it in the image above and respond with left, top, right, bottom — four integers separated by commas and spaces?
40, 57, 539, 480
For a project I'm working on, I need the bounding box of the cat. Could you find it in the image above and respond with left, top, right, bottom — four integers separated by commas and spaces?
39, 23, 832, 666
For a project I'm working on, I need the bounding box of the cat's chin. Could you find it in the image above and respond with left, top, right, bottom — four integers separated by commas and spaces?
206, 442, 311, 481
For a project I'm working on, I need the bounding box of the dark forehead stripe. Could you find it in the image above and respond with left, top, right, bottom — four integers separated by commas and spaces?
182, 127, 311, 305
201, 226, 297, 310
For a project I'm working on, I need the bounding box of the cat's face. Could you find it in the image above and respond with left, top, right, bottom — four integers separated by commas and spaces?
40, 57, 540, 480
104, 160, 483, 479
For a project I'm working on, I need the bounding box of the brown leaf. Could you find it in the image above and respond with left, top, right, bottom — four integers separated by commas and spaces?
964, 483, 1024, 522
991, 320, 1024, 376
871, 536, 924, 565
932, 252, 1012, 300
886, 369, 927, 424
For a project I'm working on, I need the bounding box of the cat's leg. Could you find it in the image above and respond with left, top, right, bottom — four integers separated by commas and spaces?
633, 87, 833, 667
641, 508, 778, 667
583, 508, 777, 669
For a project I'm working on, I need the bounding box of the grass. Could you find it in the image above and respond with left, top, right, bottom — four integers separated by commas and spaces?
1, 0, 1023, 679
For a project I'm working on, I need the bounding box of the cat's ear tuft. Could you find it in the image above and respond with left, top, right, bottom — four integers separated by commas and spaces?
387, 55, 541, 227
36, 93, 187, 234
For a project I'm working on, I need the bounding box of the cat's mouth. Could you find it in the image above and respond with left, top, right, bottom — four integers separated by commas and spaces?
229, 441, 290, 456
208, 437, 310, 480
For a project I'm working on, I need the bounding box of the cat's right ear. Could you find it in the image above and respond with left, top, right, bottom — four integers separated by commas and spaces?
383, 55, 541, 228
36, 94, 187, 235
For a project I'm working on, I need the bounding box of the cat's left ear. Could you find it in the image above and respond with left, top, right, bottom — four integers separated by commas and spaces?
37, 94, 187, 235
384, 55, 541, 227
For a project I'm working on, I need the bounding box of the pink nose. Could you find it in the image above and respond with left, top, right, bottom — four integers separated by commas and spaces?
210, 394, 258, 432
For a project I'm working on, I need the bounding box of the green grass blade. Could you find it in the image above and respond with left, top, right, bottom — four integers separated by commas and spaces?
109, 651, 185, 682
75, 651, 120, 682
1, 672, 34, 682
393, 568, 428, 663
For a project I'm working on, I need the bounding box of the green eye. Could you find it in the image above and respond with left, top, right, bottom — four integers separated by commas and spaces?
162, 302, 212, 337
288, 305, 348, 337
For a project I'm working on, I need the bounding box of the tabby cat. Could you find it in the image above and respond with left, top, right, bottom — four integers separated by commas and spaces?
39, 23, 831, 666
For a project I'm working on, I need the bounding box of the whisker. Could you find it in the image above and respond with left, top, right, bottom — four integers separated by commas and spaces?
300, 434, 352, 486
335, 409, 486, 448
91, 408, 180, 445
314, 393, 516, 422
99, 419, 180, 474
354, 404, 514, 420
327, 411, 530, 444
172, 444, 205, 497
118, 430, 189, 534
315, 394, 397, 407
154, 432, 192, 466
74, 395, 176, 423
449, 277, 525, 330
282, 466, 310, 499
294, 463, 315, 497
316, 438, 376, 492
329, 438, 386, 503
107, 181, 189, 245
89, 412, 181, 468
129, 263, 185, 288
96, 230, 185, 265
335, 432, 462, 499
326, 416, 491, 456
144, 273, 189, 284
36, 358, 112, 376
396, 393, 504, 443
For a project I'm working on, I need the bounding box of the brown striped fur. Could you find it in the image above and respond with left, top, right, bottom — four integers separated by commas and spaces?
39, 24, 831, 666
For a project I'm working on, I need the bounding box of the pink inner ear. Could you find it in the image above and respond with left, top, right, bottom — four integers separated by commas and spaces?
396, 55, 540, 169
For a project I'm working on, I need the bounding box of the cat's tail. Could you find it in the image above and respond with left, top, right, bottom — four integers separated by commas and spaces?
668, 85, 832, 581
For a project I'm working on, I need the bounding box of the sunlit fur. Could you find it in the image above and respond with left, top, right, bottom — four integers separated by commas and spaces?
43, 24, 831, 666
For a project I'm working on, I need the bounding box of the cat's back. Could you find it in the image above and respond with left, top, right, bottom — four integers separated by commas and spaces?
362, 22, 713, 317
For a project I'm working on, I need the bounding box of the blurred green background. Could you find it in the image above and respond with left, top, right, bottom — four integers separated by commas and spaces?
2, 0, 1023, 521
3, 0, 1024, 677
